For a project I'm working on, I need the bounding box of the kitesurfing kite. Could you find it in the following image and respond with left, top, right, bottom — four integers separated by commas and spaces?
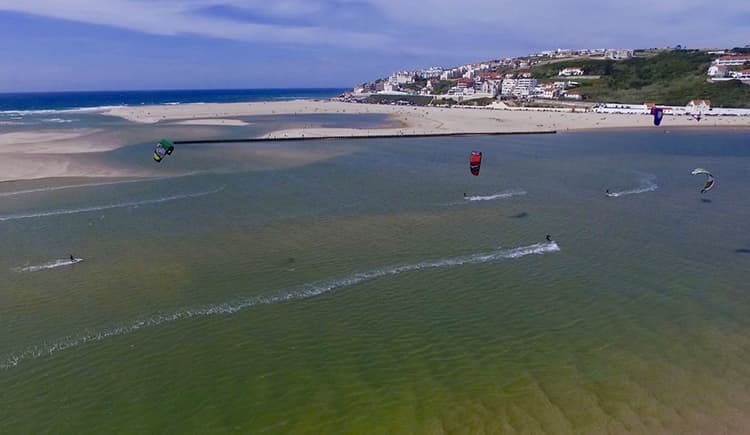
651, 107, 664, 126
469, 151, 482, 176
691, 168, 715, 193
153, 139, 174, 163
690, 113, 702, 122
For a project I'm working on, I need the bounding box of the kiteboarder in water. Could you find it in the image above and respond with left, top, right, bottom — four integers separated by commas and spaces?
70, 254, 75, 261
546, 235, 552, 242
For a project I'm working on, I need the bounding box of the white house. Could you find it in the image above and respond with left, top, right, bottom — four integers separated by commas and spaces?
730, 69, 750, 80
562, 92, 583, 100
391, 72, 415, 85
542, 88, 560, 99
541, 83, 560, 99
606, 49, 633, 60
708, 65, 729, 78
686, 99, 711, 113
558, 67, 584, 77
383, 82, 399, 93
713, 55, 750, 66
418, 67, 443, 79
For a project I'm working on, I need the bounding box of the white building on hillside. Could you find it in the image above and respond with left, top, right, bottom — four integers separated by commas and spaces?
686, 99, 711, 113
390, 72, 415, 85
714, 55, 750, 66
606, 49, 633, 60
501, 78, 538, 98
559, 67, 584, 77
730, 69, 750, 80
501, 79, 516, 96
418, 67, 443, 79
383, 82, 399, 93
708, 65, 729, 78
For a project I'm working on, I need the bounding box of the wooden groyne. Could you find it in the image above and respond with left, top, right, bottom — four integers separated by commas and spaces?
173, 130, 557, 144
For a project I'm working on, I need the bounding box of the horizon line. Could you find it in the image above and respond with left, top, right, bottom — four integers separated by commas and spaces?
0, 87, 350, 96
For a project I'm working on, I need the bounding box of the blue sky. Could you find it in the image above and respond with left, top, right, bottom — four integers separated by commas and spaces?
0, 0, 748, 92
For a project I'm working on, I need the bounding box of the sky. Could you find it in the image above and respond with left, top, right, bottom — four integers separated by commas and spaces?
0, 0, 749, 92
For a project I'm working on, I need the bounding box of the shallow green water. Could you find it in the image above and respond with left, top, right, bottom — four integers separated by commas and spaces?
2, 128, 750, 434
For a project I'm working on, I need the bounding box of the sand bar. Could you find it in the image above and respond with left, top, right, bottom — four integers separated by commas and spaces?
105, 100, 750, 137
2, 100, 749, 182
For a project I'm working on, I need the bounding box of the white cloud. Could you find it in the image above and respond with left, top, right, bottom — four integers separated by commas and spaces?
0, 0, 391, 48
1, 0, 749, 57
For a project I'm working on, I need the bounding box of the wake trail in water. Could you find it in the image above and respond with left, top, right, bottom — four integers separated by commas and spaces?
0, 186, 224, 222
1, 241, 560, 369
0, 178, 162, 197
0, 173, 207, 197
465, 189, 527, 202
14, 258, 83, 273
606, 175, 658, 198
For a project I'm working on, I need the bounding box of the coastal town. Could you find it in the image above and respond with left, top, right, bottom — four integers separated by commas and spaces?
344, 46, 750, 116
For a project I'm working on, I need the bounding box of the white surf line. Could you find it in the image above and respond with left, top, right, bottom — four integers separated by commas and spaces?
606, 176, 658, 198
0, 241, 560, 369
0, 186, 225, 222
14, 258, 83, 273
465, 189, 527, 202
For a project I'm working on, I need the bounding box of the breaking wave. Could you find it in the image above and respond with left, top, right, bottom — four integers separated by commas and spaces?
0, 241, 560, 369
14, 258, 83, 273
0, 186, 224, 222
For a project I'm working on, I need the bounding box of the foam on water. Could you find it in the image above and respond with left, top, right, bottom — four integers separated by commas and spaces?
0, 106, 124, 116
40, 118, 76, 123
0, 186, 224, 222
465, 189, 527, 202
14, 258, 83, 273
0, 242, 560, 369
606, 175, 658, 198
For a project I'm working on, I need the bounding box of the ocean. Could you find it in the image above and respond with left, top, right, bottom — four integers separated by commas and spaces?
1, 108, 750, 433
0, 88, 346, 112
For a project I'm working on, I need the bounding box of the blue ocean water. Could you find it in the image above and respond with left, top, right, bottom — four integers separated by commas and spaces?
0, 88, 346, 112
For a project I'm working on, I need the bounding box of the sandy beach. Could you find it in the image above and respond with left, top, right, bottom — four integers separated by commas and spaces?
2, 99, 749, 182
105, 100, 750, 137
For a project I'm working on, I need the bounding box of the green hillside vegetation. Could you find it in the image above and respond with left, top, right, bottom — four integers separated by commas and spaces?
432, 80, 457, 95
532, 59, 616, 79
531, 50, 750, 107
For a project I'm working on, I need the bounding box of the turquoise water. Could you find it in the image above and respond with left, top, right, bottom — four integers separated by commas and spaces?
1, 129, 750, 433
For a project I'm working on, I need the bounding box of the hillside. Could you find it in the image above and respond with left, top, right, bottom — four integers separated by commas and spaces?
531, 51, 750, 107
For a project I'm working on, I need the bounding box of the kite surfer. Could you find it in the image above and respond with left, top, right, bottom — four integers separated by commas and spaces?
546, 235, 552, 242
